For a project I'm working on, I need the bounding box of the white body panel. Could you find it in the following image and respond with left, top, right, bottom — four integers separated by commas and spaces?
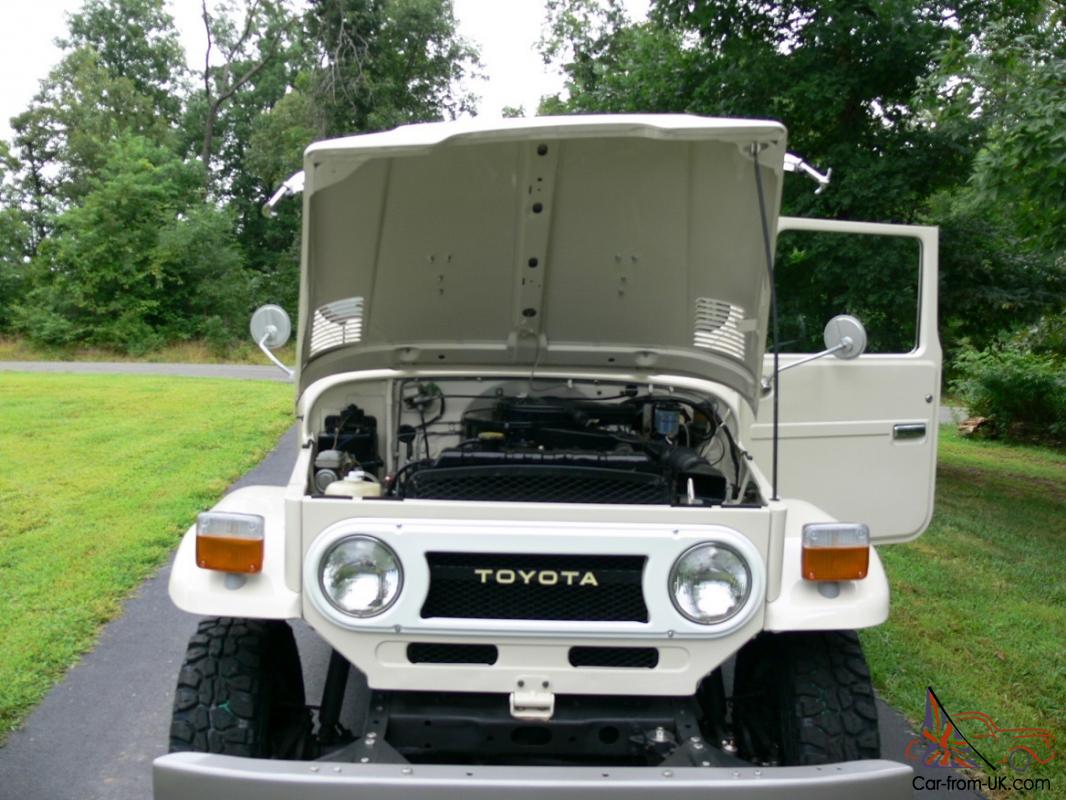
295, 115, 788, 408
168, 459, 893, 695
743, 217, 940, 543
301, 512, 769, 640
169, 486, 300, 619
764, 500, 889, 630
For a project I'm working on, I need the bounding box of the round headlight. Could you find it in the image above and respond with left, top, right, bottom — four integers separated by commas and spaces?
669, 543, 751, 624
319, 535, 402, 617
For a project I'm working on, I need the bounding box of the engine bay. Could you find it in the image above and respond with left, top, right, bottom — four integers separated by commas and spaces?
308, 378, 759, 507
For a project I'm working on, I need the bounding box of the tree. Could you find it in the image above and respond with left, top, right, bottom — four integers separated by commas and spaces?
14, 136, 248, 352
3, 0, 484, 351
928, 4, 1065, 252
241, 87, 317, 312
549, 0, 968, 220
14, 49, 180, 206
305, 0, 479, 136
59, 0, 187, 124
0, 143, 32, 330
197, 0, 297, 178
7, 107, 56, 254
9, 0, 188, 214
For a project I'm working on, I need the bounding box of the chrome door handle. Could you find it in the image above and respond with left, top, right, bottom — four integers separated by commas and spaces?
893, 423, 927, 440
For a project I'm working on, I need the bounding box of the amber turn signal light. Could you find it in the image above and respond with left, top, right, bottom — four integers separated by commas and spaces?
195, 512, 264, 574
801, 523, 870, 581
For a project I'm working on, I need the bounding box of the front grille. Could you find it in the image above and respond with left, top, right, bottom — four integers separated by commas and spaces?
421, 552, 648, 622
404, 466, 672, 505
407, 643, 498, 665
569, 647, 659, 669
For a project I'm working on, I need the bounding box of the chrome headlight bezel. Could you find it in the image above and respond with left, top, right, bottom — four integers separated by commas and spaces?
317, 534, 403, 618
668, 541, 753, 625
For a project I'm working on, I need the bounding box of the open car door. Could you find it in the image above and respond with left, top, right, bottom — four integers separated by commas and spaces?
741, 217, 940, 543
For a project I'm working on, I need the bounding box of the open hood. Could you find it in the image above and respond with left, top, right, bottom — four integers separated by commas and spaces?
296, 115, 787, 408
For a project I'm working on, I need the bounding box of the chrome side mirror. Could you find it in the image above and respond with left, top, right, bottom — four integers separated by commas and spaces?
763, 314, 868, 390
822, 314, 867, 360
249, 304, 294, 378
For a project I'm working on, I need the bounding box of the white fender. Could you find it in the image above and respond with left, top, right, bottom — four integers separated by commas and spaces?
764, 535, 889, 631
169, 485, 300, 619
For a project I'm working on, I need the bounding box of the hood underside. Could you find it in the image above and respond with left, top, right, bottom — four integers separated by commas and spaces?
296, 115, 787, 408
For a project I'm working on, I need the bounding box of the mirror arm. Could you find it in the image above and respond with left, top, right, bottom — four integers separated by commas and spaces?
761, 338, 850, 390
262, 171, 305, 218
778, 338, 850, 373
258, 328, 294, 379
784, 153, 832, 194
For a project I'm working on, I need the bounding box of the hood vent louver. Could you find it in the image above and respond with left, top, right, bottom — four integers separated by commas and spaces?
693, 297, 748, 361
310, 297, 365, 356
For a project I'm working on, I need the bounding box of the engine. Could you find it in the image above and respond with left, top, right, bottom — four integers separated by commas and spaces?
394, 394, 731, 506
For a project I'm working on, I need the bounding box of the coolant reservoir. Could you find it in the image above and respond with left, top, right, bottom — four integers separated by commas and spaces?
324, 469, 382, 499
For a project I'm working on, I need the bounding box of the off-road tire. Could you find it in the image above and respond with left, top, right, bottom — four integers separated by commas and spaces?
733, 630, 880, 765
169, 617, 310, 758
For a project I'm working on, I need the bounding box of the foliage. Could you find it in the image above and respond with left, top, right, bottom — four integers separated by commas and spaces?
5, 0, 190, 299
926, 4, 1066, 252
0, 373, 292, 740
242, 86, 316, 312
1, 0, 476, 354
60, 0, 187, 122
931, 191, 1066, 356
0, 143, 31, 330
194, 0, 299, 175
951, 327, 1066, 440
12, 0, 187, 209
305, 0, 479, 136
1024, 308, 1066, 357
14, 136, 248, 353
0, 336, 296, 366
549, 0, 969, 217
774, 230, 921, 353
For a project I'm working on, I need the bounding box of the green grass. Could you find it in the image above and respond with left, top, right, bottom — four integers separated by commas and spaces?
0, 373, 293, 740
0, 336, 296, 366
862, 427, 1065, 797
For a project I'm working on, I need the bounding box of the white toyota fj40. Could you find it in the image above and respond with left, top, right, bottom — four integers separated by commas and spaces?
154, 115, 940, 799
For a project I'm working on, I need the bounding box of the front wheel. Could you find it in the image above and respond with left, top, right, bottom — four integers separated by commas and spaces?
169, 617, 310, 758
732, 630, 880, 765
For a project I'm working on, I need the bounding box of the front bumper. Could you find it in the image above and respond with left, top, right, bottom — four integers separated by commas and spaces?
154, 753, 913, 799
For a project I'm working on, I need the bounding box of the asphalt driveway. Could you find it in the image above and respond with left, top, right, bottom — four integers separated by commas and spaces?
0, 364, 978, 799
0, 360, 289, 381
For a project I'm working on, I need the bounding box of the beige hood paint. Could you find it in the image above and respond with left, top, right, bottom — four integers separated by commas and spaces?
296, 115, 787, 408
